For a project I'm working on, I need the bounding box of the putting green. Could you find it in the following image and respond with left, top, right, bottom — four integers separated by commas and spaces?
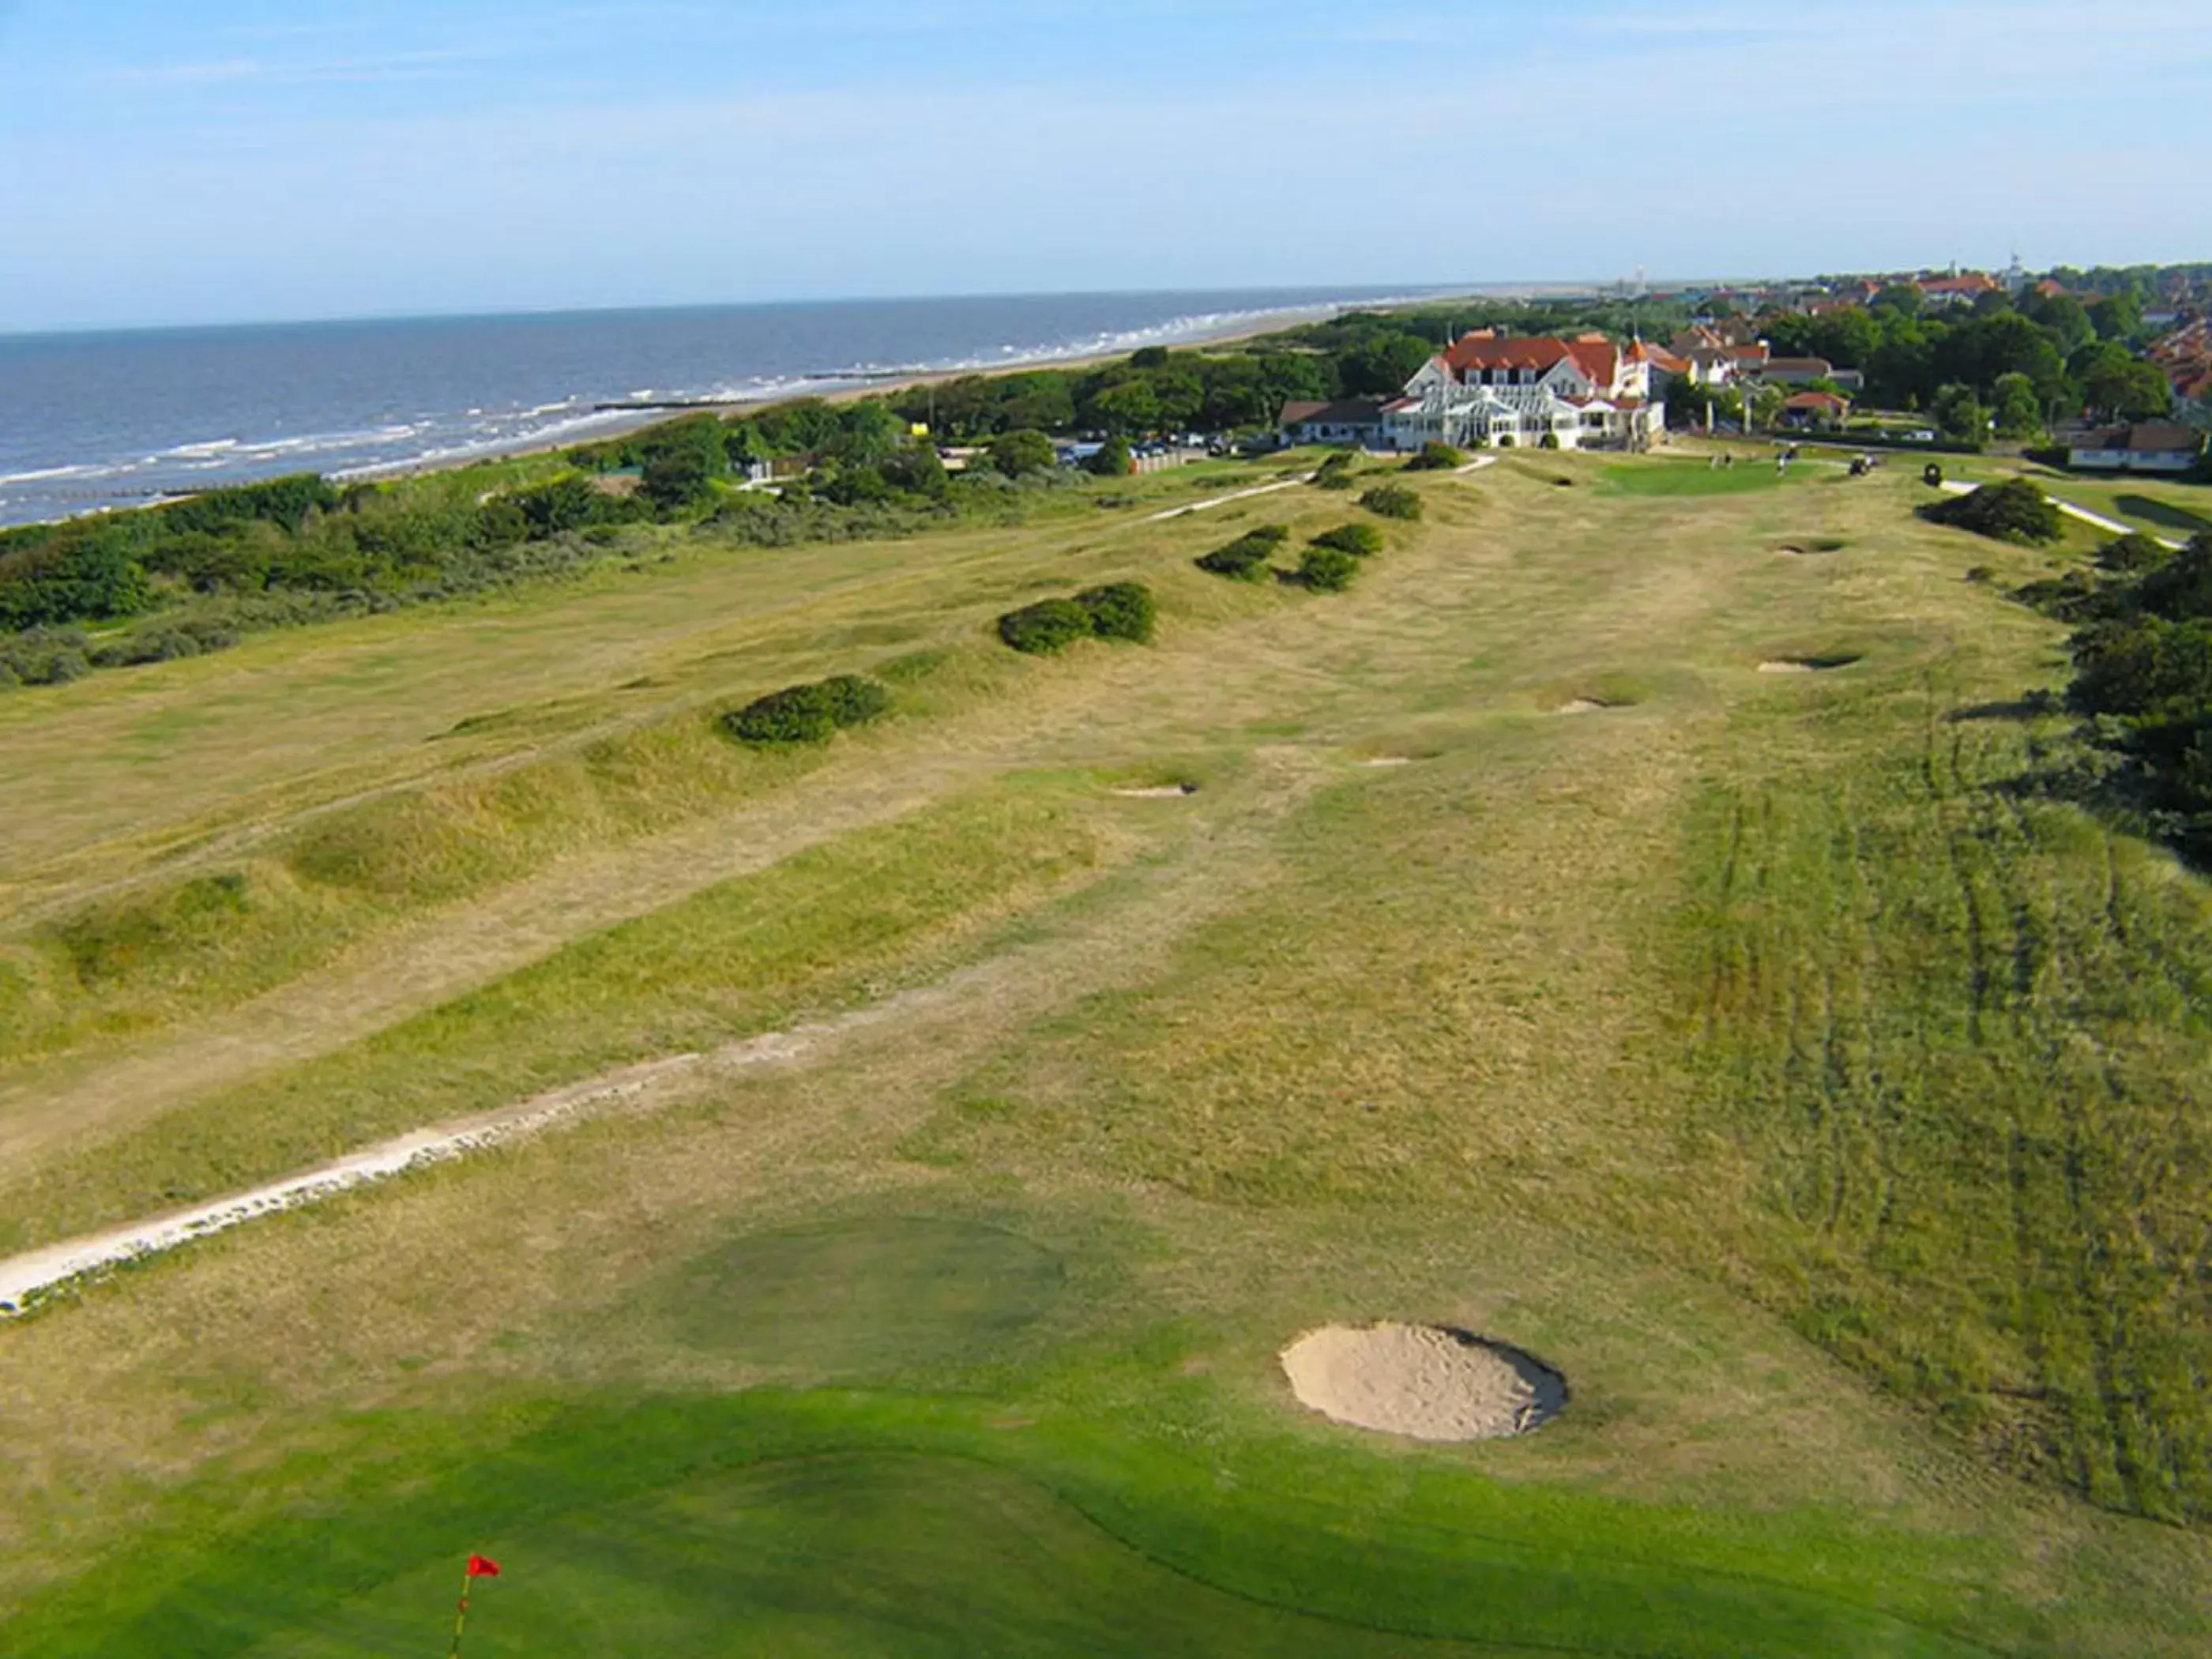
26, 1395, 2001, 1659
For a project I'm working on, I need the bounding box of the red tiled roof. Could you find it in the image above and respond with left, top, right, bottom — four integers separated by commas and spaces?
1783, 391, 1849, 410
1443, 336, 1577, 375
1917, 272, 2001, 295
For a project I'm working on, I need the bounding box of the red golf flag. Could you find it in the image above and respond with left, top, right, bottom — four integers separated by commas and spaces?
466, 1555, 501, 1579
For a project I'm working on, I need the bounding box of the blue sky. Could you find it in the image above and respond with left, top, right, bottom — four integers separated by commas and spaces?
2, 0, 2206, 331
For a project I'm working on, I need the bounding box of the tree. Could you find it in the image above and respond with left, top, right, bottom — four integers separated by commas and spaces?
880, 444, 950, 498
1337, 332, 1435, 397
1088, 436, 1133, 478
2082, 355, 2173, 422
640, 448, 717, 513
1992, 372, 2045, 439
1934, 313, 2065, 401
1088, 378, 1161, 436
988, 429, 1058, 477
1809, 307, 1880, 370
1872, 283, 1924, 318
827, 401, 905, 467
2026, 292, 2094, 355
1932, 383, 1988, 446
1749, 384, 1787, 432
2089, 291, 2144, 344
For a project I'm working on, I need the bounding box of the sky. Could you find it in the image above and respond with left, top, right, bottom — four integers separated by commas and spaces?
1, 0, 2207, 333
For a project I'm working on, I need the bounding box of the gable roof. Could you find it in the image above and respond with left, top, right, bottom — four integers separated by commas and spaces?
1440, 332, 1620, 389
1279, 397, 1386, 428
1784, 390, 1850, 411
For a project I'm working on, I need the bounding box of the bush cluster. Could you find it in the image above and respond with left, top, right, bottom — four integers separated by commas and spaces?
997, 598, 1093, 654
2015, 529, 2212, 859
1401, 441, 1465, 472
1357, 483, 1424, 521
1194, 525, 1288, 581
1077, 581, 1156, 644
1310, 523, 1385, 557
1296, 547, 1361, 592
998, 581, 1159, 653
1922, 478, 2063, 544
0, 626, 91, 687
721, 674, 892, 747
1311, 452, 1358, 491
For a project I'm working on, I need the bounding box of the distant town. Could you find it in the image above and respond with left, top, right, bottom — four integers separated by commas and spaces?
1278, 262, 2210, 476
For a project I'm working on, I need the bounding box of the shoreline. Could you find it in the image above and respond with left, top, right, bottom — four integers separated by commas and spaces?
4, 294, 1472, 528
325, 296, 1445, 488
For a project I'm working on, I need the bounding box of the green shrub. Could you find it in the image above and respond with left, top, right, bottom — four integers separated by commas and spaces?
1195, 528, 1285, 581
988, 430, 1058, 478
721, 675, 892, 746
1357, 484, 1424, 521
0, 626, 92, 688
1402, 441, 1465, 472
1075, 581, 1156, 643
1922, 478, 2063, 544
1311, 523, 1384, 557
722, 683, 839, 746
1087, 436, 1133, 478
996, 597, 1093, 654
1296, 547, 1360, 592
2098, 532, 2172, 574
1312, 452, 1357, 491
817, 674, 893, 728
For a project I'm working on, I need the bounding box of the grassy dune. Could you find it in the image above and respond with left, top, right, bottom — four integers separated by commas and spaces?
3, 446, 2211, 1653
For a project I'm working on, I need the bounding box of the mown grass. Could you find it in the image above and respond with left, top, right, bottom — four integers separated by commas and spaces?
6, 457, 2212, 1655
1601, 458, 1804, 496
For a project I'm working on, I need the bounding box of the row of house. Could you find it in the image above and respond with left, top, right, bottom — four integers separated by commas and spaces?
2151, 317, 2212, 428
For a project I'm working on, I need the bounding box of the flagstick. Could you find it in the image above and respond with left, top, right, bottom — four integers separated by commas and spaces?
448, 1559, 474, 1659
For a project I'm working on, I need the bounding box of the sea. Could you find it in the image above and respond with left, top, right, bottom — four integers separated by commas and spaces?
0, 287, 1440, 530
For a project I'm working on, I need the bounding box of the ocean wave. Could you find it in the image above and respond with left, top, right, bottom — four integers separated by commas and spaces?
0, 462, 115, 486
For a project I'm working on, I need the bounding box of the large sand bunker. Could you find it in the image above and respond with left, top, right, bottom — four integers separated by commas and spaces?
1281, 1323, 1566, 1442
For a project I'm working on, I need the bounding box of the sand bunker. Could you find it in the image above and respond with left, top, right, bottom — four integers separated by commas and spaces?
1359, 755, 1416, 768
1112, 783, 1198, 799
1556, 698, 1614, 714
1758, 654, 1861, 675
1281, 1323, 1566, 1442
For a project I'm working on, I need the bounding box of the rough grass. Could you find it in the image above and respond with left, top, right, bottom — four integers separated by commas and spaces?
6, 458, 2212, 1654
0, 781, 1114, 1253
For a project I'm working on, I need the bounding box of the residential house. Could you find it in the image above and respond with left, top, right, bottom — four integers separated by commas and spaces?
1277, 397, 1387, 447
1380, 329, 1661, 452
1916, 271, 2003, 308
1745, 356, 1864, 393
1779, 391, 1850, 431
2065, 423, 2205, 473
